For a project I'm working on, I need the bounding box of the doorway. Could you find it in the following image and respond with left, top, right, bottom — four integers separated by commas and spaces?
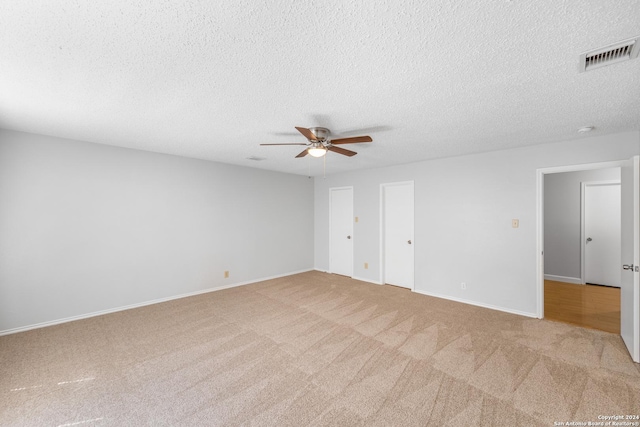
537, 158, 640, 362
542, 168, 621, 333
380, 181, 414, 290
329, 187, 353, 277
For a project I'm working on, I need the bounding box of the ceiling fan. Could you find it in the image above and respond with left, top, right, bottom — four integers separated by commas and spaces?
260, 127, 372, 158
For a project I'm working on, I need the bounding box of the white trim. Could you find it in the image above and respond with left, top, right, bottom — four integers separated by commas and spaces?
352, 275, 383, 285
413, 289, 537, 319
0, 268, 313, 336
379, 181, 415, 290
379, 184, 383, 285
537, 160, 624, 175
632, 156, 640, 362
536, 159, 625, 319
536, 169, 544, 318
314, 270, 382, 285
580, 180, 621, 285
544, 274, 582, 285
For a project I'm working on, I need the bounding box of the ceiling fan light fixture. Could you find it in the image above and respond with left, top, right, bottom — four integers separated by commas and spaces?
308, 147, 327, 157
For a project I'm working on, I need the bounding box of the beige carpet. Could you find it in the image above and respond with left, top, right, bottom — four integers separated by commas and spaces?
1, 271, 639, 426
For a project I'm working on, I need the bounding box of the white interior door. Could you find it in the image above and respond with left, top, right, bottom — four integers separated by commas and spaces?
620, 156, 639, 362
330, 187, 353, 277
382, 182, 414, 289
584, 183, 621, 287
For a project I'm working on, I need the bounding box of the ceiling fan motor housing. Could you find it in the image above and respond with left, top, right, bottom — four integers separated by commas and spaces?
309, 127, 330, 142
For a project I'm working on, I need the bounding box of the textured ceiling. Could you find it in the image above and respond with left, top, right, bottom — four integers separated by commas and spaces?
1, 1, 639, 176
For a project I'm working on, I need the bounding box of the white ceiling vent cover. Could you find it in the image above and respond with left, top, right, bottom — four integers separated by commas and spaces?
579, 36, 640, 72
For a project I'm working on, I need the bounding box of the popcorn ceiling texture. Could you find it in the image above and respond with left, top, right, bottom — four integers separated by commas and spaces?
0, 1, 639, 175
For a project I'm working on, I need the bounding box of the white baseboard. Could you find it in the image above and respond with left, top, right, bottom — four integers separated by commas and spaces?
314, 269, 382, 285
413, 289, 538, 319
352, 276, 383, 285
0, 268, 314, 336
312, 268, 382, 285
544, 274, 583, 285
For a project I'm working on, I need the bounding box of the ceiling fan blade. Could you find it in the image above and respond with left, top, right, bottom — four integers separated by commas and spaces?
260, 143, 308, 146
328, 146, 357, 157
330, 136, 372, 144
336, 125, 392, 136
295, 149, 309, 158
295, 126, 317, 141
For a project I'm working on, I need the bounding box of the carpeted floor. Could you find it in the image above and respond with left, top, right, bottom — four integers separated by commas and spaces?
1, 271, 639, 426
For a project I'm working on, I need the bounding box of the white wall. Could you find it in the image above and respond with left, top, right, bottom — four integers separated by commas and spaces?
314, 132, 640, 317
544, 168, 620, 282
0, 130, 314, 333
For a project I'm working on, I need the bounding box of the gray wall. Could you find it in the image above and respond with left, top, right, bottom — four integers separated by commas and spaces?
0, 130, 314, 333
314, 131, 640, 317
544, 168, 620, 282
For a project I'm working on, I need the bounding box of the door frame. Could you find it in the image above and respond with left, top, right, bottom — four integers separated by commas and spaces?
329, 186, 354, 277
379, 181, 415, 290
536, 160, 624, 319
580, 180, 621, 285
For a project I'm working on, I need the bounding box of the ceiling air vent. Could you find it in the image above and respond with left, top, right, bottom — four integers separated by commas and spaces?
579, 36, 640, 72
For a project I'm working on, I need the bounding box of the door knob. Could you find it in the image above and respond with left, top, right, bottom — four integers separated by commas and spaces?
586, 237, 592, 242
347, 235, 351, 239
623, 264, 634, 271
408, 240, 412, 244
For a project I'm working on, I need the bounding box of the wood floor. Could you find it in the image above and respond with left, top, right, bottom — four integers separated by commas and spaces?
544, 280, 620, 334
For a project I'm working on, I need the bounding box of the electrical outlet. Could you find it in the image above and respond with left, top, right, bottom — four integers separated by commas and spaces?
224, 271, 229, 278
355, 216, 359, 223
461, 282, 466, 290
364, 262, 369, 269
